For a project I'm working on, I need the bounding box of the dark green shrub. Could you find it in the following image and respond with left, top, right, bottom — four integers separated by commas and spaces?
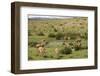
56, 32, 64, 40
60, 47, 72, 54
37, 31, 44, 36
54, 28, 58, 32
43, 55, 48, 58
74, 45, 80, 50
74, 42, 81, 50
48, 33, 56, 38
28, 41, 38, 47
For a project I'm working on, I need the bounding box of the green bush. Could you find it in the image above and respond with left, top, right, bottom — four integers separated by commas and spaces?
48, 33, 56, 38
54, 28, 58, 32
28, 41, 38, 47
56, 32, 64, 40
74, 42, 81, 50
37, 31, 44, 36
60, 47, 72, 54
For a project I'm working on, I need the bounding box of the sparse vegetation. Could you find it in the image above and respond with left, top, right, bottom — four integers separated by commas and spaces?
28, 16, 88, 60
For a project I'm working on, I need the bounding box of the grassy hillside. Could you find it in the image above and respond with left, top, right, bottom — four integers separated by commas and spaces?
28, 17, 88, 60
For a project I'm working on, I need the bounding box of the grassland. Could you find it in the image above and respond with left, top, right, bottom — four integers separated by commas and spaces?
28, 17, 88, 60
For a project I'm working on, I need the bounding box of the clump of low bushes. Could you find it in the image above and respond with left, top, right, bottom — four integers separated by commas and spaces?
55, 32, 64, 40
60, 46, 72, 54
28, 41, 38, 47
48, 33, 56, 38
37, 31, 45, 36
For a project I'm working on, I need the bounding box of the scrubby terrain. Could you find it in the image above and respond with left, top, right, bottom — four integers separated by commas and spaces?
28, 16, 88, 60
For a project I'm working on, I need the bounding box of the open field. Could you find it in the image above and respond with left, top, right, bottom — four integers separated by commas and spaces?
28, 16, 88, 60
